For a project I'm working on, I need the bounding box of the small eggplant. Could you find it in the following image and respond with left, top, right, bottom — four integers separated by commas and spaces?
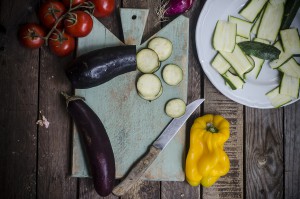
61, 92, 115, 196
66, 45, 137, 89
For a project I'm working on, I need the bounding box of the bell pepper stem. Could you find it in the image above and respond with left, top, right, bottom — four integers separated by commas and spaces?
206, 123, 218, 133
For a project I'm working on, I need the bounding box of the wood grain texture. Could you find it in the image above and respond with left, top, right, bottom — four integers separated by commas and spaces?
37, 47, 77, 198
161, 181, 200, 199
79, 178, 118, 199
0, 0, 39, 198
203, 79, 244, 199
245, 108, 283, 199
113, 146, 161, 196
284, 101, 300, 199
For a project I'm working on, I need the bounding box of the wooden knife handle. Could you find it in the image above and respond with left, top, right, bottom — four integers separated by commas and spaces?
112, 146, 161, 196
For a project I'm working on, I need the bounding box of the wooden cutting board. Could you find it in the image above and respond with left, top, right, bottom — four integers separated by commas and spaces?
71, 8, 189, 181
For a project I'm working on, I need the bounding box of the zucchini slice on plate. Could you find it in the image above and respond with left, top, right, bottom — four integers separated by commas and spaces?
239, 0, 268, 22
236, 35, 250, 43
136, 74, 162, 100
266, 87, 292, 108
211, 53, 231, 74
148, 37, 173, 61
269, 40, 293, 69
219, 44, 253, 78
229, 16, 253, 39
162, 64, 183, 86
251, 11, 263, 35
280, 28, 300, 55
222, 71, 245, 90
257, 2, 285, 42
213, 20, 236, 52
137, 49, 160, 73
165, 99, 186, 118
278, 58, 300, 78
279, 74, 300, 98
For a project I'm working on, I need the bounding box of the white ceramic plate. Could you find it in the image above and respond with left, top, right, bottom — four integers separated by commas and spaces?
195, 0, 300, 108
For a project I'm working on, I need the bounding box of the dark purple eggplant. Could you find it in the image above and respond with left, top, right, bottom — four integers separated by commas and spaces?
66, 45, 136, 89
61, 92, 115, 196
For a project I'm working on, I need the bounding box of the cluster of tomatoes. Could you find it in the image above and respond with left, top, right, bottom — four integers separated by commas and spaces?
18, 0, 115, 56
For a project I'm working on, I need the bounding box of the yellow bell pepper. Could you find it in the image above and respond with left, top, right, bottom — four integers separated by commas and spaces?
185, 114, 230, 187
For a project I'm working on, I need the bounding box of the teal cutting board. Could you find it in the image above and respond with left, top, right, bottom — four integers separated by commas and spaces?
72, 8, 189, 181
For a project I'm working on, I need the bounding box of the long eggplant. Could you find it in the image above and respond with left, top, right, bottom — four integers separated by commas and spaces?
61, 92, 115, 196
66, 45, 137, 89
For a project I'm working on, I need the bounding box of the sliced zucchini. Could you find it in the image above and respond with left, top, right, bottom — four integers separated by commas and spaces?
138, 86, 163, 101
162, 64, 183, 86
278, 58, 300, 78
219, 44, 253, 78
165, 99, 186, 118
222, 71, 245, 90
239, 0, 268, 22
148, 37, 173, 61
238, 41, 281, 60
280, 28, 300, 55
257, 2, 284, 42
228, 67, 238, 75
136, 74, 162, 99
251, 11, 263, 35
245, 38, 270, 79
236, 36, 250, 43
266, 87, 292, 108
213, 20, 236, 52
136, 49, 160, 73
279, 74, 300, 98
246, 55, 255, 67
211, 53, 231, 74
229, 16, 253, 39
269, 40, 293, 69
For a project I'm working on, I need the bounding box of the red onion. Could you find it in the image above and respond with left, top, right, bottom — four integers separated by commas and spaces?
157, 0, 195, 20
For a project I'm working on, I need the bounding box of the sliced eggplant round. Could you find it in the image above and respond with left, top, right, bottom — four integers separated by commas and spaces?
165, 98, 186, 118
136, 49, 160, 73
66, 45, 136, 89
136, 74, 162, 99
148, 37, 173, 61
162, 64, 183, 86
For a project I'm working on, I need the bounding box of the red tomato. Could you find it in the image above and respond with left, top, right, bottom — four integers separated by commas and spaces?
64, 11, 93, 37
62, 0, 86, 7
91, 0, 115, 18
38, 1, 66, 29
48, 31, 75, 56
18, 23, 46, 49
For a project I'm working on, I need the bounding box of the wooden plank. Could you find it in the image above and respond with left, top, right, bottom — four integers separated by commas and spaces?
245, 108, 283, 198
78, 178, 118, 199
203, 79, 244, 199
160, 0, 205, 197
37, 48, 77, 198
284, 101, 300, 199
0, 0, 39, 198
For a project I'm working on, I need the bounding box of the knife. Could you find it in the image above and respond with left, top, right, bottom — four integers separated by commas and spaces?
112, 99, 205, 196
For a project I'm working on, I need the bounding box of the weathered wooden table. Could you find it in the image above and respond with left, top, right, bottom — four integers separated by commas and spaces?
1, 0, 299, 198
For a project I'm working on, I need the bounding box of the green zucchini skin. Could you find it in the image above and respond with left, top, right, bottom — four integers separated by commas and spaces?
281, 0, 300, 29
66, 45, 136, 89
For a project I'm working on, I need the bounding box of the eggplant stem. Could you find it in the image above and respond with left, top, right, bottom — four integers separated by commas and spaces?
61, 92, 85, 107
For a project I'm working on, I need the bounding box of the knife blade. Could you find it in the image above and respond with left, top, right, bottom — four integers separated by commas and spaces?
112, 99, 205, 196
